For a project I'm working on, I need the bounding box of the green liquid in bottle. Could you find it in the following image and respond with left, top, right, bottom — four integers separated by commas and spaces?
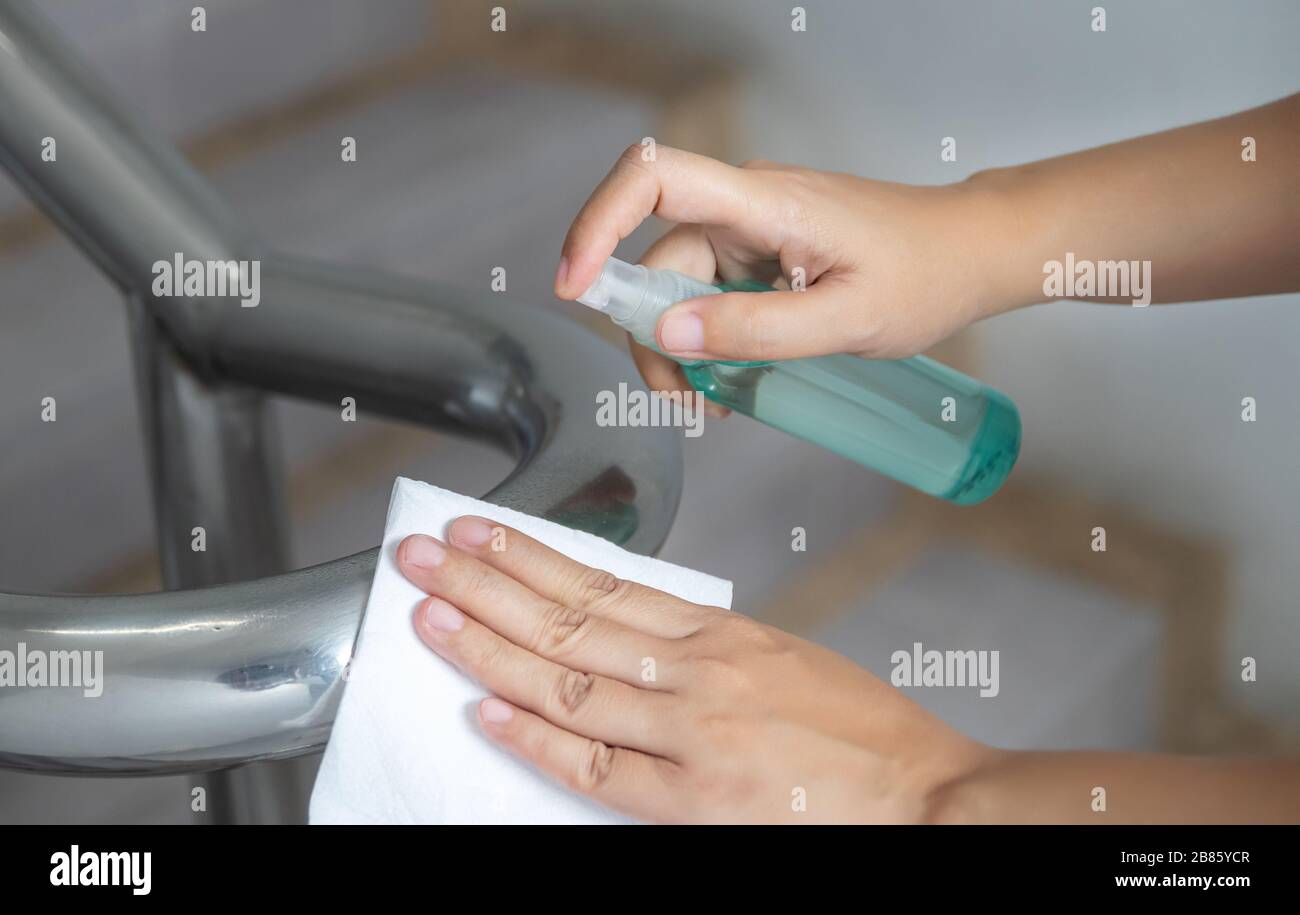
683, 354, 1020, 504
579, 261, 1021, 504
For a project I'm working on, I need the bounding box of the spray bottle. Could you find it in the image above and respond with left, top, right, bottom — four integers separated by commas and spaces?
578, 257, 1020, 504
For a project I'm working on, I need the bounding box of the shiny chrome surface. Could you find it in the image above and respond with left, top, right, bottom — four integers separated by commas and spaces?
0, 0, 682, 778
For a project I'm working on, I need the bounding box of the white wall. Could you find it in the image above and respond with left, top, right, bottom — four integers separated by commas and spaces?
0, 0, 432, 213
548, 0, 1300, 725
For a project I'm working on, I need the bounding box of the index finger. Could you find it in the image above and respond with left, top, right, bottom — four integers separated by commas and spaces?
556, 145, 758, 300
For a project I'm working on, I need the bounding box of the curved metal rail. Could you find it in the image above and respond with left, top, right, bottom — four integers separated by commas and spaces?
0, 0, 681, 775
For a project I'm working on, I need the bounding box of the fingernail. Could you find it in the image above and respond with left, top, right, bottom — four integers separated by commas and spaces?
554, 256, 570, 294
449, 516, 493, 548
402, 534, 446, 569
659, 310, 704, 353
423, 597, 464, 632
480, 698, 514, 724
703, 401, 730, 419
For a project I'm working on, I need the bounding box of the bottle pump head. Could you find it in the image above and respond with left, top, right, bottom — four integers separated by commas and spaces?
576, 257, 647, 321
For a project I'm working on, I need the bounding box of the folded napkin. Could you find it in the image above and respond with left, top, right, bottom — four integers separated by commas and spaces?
309, 477, 733, 824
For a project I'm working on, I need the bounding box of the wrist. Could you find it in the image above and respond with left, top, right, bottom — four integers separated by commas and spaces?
920, 745, 1014, 825
956, 166, 1044, 316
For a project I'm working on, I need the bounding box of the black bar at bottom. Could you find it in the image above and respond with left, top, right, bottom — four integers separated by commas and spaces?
6, 824, 1290, 897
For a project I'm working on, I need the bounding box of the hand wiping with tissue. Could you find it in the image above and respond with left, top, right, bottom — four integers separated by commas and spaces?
310, 478, 731, 824
311, 477, 984, 825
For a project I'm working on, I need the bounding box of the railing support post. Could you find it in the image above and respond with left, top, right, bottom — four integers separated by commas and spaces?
129, 298, 314, 824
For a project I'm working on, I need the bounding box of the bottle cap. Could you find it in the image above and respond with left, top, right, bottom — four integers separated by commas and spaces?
576, 257, 646, 320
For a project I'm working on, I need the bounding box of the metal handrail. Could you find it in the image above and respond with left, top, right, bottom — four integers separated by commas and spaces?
0, 0, 681, 775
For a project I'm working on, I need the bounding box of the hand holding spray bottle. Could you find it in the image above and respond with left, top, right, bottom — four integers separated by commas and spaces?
578, 257, 1020, 504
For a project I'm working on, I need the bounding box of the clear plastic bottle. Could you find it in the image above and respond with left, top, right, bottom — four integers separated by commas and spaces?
578, 257, 1020, 504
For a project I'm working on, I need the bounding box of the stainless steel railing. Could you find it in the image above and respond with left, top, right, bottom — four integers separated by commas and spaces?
0, 0, 681, 782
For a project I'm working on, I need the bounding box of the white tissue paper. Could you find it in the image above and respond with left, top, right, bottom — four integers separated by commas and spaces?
309, 477, 733, 824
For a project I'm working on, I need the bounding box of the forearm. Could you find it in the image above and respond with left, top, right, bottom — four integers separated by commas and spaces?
932, 749, 1300, 824
970, 93, 1300, 312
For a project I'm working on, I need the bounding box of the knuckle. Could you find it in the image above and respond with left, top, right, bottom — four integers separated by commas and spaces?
781, 168, 820, 195
575, 568, 641, 613
738, 618, 788, 654
552, 668, 596, 716
575, 740, 616, 793
532, 602, 590, 656
772, 180, 823, 238
683, 621, 773, 691
618, 143, 656, 176
576, 566, 621, 599
711, 609, 761, 639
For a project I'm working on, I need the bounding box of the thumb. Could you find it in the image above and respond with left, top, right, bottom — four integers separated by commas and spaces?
656, 285, 853, 362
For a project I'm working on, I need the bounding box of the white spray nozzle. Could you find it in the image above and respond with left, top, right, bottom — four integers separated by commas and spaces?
576, 256, 647, 320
